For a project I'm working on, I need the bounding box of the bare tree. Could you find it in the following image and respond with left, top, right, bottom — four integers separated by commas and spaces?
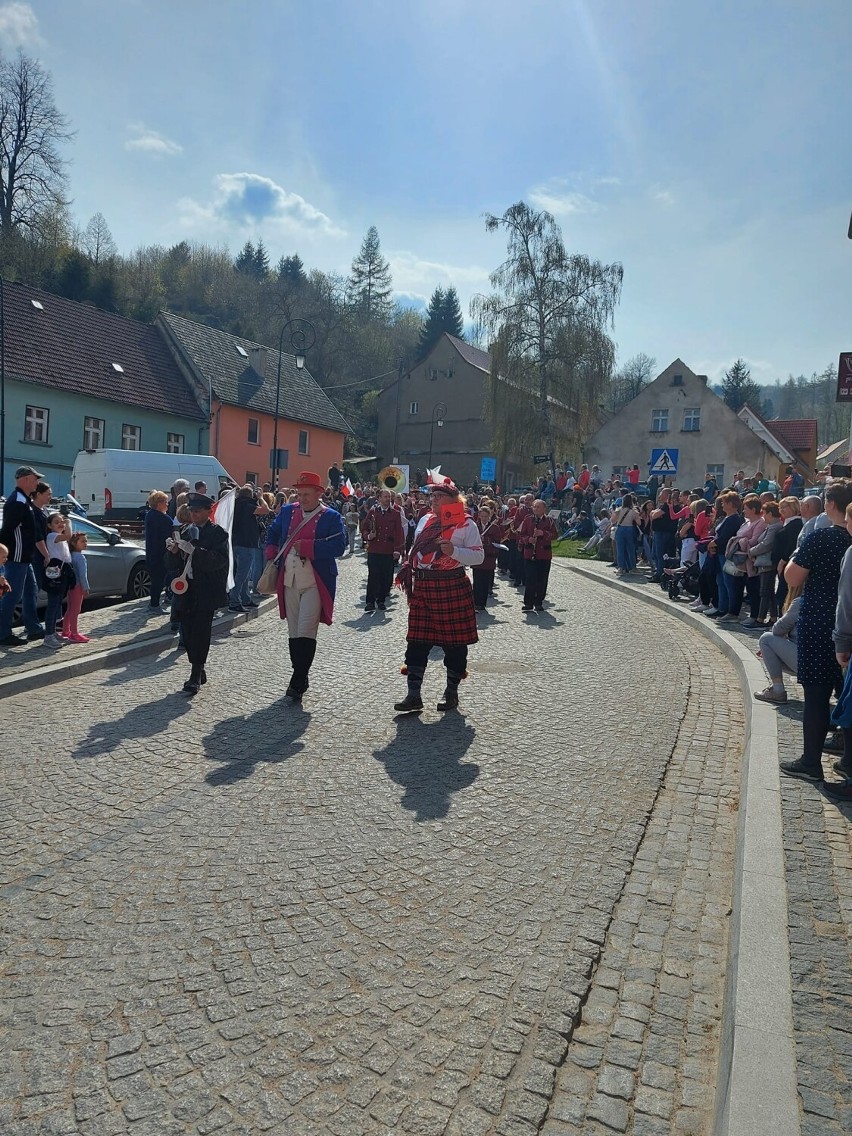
471, 201, 622, 468
0, 50, 74, 236
81, 211, 117, 266
611, 351, 656, 410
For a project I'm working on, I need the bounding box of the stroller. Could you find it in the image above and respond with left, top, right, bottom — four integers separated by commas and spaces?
662, 556, 701, 602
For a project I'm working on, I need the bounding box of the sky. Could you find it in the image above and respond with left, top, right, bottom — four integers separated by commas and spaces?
2, 0, 850, 387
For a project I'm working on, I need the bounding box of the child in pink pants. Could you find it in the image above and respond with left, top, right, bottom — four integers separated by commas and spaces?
61, 532, 91, 643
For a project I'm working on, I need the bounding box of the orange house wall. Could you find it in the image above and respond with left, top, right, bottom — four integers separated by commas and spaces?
210, 403, 345, 487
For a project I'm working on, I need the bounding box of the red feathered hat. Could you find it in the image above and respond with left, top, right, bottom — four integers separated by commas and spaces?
425, 466, 459, 493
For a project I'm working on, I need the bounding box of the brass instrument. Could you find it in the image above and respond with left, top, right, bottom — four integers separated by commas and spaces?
378, 465, 407, 494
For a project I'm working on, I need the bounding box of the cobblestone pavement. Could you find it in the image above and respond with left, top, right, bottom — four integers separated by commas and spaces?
0, 594, 260, 686
1, 558, 740, 1135
582, 558, 852, 1135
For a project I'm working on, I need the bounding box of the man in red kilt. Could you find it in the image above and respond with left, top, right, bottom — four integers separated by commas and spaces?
394, 470, 484, 713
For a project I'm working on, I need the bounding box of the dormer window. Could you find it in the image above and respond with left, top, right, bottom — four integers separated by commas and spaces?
31, 300, 44, 311
235, 344, 248, 358
112, 363, 124, 373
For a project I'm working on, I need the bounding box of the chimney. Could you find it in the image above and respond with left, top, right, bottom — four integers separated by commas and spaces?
697, 374, 708, 384
250, 346, 266, 377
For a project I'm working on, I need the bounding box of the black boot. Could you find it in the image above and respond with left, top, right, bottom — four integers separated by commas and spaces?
298, 638, 317, 697
285, 639, 301, 700
438, 670, 462, 711
183, 664, 202, 695
395, 665, 424, 713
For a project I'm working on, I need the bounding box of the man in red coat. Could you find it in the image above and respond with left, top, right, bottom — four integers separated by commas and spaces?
361, 489, 405, 612
519, 499, 558, 612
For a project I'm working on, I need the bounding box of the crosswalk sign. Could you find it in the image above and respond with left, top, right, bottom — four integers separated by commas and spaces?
650, 448, 678, 475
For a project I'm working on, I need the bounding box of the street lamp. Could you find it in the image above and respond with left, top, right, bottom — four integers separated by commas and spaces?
428, 401, 447, 469
272, 318, 315, 489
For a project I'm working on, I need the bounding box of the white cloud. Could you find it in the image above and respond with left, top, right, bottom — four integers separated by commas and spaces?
388, 250, 490, 297
0, 2, 42, 46
650, 186, 675, 206
178, 173, 344, 238
125, 124, 183, 157
529, 179, 602, 216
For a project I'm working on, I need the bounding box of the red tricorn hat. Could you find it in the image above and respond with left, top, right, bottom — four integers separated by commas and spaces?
293, 471, 324, 490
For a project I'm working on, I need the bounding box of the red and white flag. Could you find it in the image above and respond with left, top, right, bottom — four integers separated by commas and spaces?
340, 478, 354, 498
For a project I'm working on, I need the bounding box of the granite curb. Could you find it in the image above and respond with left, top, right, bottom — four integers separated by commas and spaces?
558, 560, 800, 1136
0, 598, 276, 701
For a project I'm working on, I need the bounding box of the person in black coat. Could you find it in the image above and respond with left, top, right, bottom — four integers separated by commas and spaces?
144, 491, 176, 608
166, 494, 229, 694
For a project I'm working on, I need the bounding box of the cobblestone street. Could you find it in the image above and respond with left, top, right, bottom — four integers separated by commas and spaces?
0, 560, 743, 1135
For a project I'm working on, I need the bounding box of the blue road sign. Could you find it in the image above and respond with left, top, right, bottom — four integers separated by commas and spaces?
650, 448, 678, 475
480, 457, 497, 481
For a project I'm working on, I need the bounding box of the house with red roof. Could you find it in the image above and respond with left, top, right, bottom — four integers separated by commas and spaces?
0, 282, 207, 497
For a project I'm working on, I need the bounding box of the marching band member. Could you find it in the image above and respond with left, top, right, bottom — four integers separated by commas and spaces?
394, 469, 484, 713
473, 503, 504, 611
518, 499, 558, 612
264, 471, 347, 702
360, 489, 405, 612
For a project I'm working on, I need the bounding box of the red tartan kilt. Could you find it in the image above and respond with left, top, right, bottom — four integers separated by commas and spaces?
406, 573, 478, 646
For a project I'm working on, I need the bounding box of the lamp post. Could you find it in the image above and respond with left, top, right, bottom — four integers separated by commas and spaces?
272, 318, 315, 489
428, 401, 447, 469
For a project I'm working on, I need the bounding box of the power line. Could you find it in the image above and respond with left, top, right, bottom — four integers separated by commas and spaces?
323, 368, 397, 391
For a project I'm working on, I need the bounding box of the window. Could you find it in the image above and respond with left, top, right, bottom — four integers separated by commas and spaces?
409, 401, 419, 415
247, 418, 259, 445
651, 408, 669, 432
245, 472, 257, 485
121, 423, 141, 450
83, 416, 104, 449
166, 432, 185, 454
682, 408, 701, 432
24, 405, 49, 443
298, 430, 309, 455
429, 367, 438, 381
706, 464, 725, 484
612, 466, 627, 477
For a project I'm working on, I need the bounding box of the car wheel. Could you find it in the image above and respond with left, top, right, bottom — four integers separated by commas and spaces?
126, 562, 151, 600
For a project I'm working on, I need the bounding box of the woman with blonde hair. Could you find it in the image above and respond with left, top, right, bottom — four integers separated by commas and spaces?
144, 489, 175, 610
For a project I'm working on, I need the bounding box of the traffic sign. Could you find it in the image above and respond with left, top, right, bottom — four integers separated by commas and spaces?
533, 453, 551, 464
836, 353, 852, 402
650, 448, 678, 475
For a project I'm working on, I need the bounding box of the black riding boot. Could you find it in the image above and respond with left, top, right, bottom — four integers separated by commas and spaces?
438, 669, 463, 712
395, 664, 425, 713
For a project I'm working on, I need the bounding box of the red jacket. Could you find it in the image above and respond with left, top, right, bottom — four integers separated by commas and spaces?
519, 513, 558, 560
360, 506, 405, 555
476, 517, 505, 571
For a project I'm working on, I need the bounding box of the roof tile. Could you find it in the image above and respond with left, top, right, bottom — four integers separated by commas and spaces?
159, 312, 351, 435
2, 281, 205, 420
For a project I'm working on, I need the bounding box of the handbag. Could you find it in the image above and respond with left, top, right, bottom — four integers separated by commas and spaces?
722, 559, 746, 577
753, 552, 773, 569
256, 558, 279, 595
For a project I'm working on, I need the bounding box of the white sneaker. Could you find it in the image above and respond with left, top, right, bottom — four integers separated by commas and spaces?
43, 634, 63, 649
703, 605, 718, 615
688, 599, 704, 609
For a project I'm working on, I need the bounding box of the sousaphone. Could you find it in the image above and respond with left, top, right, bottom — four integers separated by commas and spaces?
378, 465, 407, 493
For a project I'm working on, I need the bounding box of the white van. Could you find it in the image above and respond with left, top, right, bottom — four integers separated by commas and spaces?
72, 450, 236, 519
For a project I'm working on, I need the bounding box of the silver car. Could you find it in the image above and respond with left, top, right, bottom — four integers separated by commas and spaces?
61, 514, 151, 601
0, 507, 150, 601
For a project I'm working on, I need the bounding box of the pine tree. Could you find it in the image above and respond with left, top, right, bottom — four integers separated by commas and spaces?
416, 286, 444, 361
253, 239, 270, 279
721, 358, 763, 412
440, 287, 464, 338
234, 241, 256, 276
277, 253, 306, 287
348, 225, 393, 320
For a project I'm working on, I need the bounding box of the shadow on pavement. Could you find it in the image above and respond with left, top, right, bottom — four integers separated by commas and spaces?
73, 693, 194, 759
202, 700, 311, 787
373, 716, 479, 822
